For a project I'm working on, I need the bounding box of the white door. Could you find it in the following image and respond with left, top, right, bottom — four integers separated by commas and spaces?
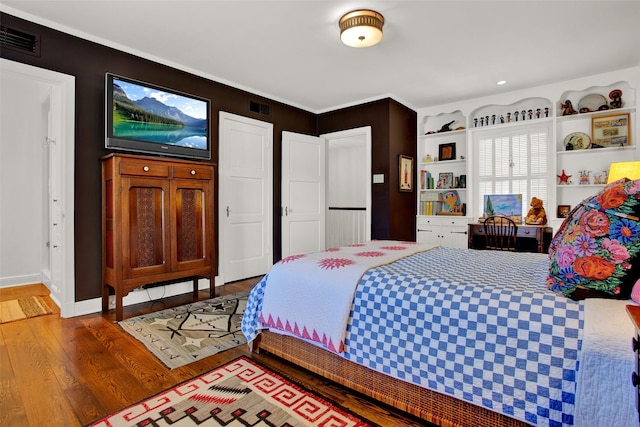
281, 131, 326, 258
219, 112, 273, 283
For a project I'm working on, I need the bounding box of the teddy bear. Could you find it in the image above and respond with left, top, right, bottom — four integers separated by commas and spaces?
525, 197, 547, 225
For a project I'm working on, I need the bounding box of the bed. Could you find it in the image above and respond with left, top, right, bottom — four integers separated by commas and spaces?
241, 241, 637, 427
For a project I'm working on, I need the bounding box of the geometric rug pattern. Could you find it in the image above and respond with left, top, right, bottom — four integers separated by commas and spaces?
118, 291, 249, 369
86, 356, 372, 427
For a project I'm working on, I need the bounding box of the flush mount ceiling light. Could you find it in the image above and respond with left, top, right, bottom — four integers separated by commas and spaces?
339, 9, 384, 48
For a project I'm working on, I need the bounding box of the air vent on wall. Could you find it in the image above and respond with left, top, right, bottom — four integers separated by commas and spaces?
249, 100, 270, 116
0, 25, 40, 56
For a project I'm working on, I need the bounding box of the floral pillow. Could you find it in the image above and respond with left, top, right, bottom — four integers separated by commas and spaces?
547, 178, 640, 300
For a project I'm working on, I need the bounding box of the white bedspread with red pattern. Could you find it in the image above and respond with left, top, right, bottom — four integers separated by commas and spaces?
259, 240, 436, 353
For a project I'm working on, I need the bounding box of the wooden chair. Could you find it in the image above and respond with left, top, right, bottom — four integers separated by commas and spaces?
483, 215, 518, 251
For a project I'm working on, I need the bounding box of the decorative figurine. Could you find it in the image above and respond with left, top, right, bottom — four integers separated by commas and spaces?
500, 115, 505, 124
437, 120, 455, 133
507, 112, 512, 122
557, 169, 572, 185
480, 117, 485, 126
528, 109, 533, 120
424, 154, 432, 163
521, 110, 527, 120
514, 111, 519, 121
560, 100, 578, 115
536, 108, 541, 119
544, 107, 550, 117
474, 118, 478, 127
491, 114, 496, 125
525, 197, 547, 225
485, 115, 489, 125
593, 173, 603, 185
579, 170, 591, 185
609, 89, 623, 109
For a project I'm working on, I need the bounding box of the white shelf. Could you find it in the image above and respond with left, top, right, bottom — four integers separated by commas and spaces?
420, 129, 466, 139
556, 184, 606, 189
419, 159, 466, 167
556, 106, 635, 122
420, 188, 467, 192
557, 145, 634, 155
469, 116, 553, 132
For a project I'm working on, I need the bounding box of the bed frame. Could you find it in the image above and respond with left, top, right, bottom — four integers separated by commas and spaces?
254, 331, 528, 427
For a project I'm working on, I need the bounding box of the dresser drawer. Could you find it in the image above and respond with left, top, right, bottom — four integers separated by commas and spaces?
173, 164, 213, 180
119, 159, 170, 178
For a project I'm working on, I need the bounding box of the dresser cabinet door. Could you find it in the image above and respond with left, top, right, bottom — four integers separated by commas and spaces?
121, 176, 171, 279
171, 179, 213, 272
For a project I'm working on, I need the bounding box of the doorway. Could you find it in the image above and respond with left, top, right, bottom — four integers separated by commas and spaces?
321, 127, 372, 247
0, 59, 75, 317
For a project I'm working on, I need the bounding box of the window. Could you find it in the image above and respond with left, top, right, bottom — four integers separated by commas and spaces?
472, 122, 552, 218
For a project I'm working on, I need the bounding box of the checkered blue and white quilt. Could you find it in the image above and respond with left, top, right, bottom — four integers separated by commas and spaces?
242, 247, 584, 426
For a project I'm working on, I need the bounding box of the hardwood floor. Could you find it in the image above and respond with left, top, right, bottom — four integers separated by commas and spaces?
0, 279, 429, 427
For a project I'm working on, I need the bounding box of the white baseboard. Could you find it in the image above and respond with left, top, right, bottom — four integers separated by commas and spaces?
0, 273, 43, 289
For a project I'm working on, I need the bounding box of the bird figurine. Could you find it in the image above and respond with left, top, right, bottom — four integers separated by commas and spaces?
437, 120, 455, 133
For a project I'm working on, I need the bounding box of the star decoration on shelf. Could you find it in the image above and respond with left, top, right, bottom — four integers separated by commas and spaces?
557, 169, 572, 185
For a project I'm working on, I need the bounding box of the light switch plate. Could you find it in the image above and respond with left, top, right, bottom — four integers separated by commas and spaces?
372, 174, 384, 184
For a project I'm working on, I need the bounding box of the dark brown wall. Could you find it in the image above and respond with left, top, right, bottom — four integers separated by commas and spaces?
1, 13, 417, 302
1, 13, 316, 301
317, 99, 417, 241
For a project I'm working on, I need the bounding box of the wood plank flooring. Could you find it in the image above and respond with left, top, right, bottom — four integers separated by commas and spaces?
0, 279, 429, 427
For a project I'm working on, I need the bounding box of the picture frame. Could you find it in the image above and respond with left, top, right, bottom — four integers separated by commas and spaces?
438, 142, 456, 161
592, 113, 630, 147
399, 155, 413, 192
557, 204, 571, 218
438, 172, 454, 189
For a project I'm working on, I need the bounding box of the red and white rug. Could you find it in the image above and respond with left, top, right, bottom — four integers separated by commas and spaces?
87, 356, 372, 427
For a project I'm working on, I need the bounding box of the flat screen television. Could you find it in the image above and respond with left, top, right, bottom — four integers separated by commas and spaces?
105, 73, 211, 160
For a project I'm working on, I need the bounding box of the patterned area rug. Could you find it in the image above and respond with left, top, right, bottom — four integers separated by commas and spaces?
119, 291, 249, 369
87, 356, 372, 427
0, 296, 53, 323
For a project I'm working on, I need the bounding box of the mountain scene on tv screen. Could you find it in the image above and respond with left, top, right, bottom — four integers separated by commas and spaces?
112, 82, 207, 149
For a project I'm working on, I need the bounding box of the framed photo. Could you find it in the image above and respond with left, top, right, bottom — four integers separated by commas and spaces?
592, 113, 630, 147
399, 155, 413, 192
438, 143, 456, 161
438, 172, 454, 189
557, 205, 571, 218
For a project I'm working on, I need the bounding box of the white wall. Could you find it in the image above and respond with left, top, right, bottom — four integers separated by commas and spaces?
0, 73, 49, 286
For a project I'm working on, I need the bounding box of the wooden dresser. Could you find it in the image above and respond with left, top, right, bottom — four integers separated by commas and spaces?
101, 154, 215, 320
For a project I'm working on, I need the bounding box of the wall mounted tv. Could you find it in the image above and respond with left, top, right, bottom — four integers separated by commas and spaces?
106, 73, 211, 160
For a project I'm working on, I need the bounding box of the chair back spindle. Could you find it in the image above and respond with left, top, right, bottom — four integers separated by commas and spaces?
484, 215, 518, 251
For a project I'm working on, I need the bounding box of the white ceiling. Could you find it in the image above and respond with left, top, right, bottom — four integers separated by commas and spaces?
3, 1, 640, 113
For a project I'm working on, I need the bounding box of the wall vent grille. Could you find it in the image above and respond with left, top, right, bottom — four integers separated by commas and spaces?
249, 100, 270, 116
0, 25, 40, 56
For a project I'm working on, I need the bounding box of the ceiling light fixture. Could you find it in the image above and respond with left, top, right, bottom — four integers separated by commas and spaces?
339, 9, 384, 48
497, 80, 507, 85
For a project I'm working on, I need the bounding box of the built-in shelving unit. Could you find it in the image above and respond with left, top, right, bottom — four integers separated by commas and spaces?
416, 69, 638, 242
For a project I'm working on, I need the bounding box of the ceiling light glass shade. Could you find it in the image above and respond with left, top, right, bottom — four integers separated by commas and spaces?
339, 9, 384, 48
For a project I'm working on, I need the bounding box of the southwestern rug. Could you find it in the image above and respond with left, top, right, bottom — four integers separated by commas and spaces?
119, 291, 249, 369
87, 356, 372, 427
0, 295, 53, 324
